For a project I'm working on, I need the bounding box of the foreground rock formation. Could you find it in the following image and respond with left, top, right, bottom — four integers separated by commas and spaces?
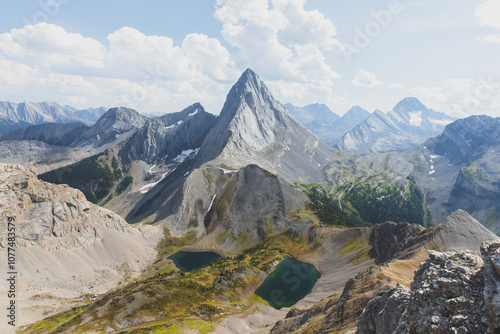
270, 210, 498, 334
0, 164, 162, 328
357, 241, 500, 333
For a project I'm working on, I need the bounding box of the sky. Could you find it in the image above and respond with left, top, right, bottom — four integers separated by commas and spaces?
0, 0, 499, 117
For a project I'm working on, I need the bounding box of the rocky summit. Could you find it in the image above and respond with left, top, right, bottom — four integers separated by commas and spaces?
357, 241, 500, 333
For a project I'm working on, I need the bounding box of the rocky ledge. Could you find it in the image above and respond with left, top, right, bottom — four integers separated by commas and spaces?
357, 240, 500, 333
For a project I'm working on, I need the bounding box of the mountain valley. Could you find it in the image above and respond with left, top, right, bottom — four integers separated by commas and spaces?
1, 69, 500, 333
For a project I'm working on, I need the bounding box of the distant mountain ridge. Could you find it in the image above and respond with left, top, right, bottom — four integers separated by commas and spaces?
408, 114, 500, 233
334, 97, 456, 152
0, 114, 31, 134
0, 122, 90, 146
0, 101, 107, 127
284, 103, 370, 145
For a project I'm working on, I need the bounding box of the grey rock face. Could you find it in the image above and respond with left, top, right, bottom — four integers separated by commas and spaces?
0, 163, 142, 250
153, 163, 306, 245
119, 103, 216, 164
427, 114, 500, 165
202, 164, 303, 242
434, 209, 499, 253
369, 221, 425, 264
482, 240, 500, 330
356, 284, 410, 334
404, 115, 500, 232
196, 68, 338, 184
357, 241, 500, 333
335, 97, 456, 153
0, 122, 90, 146
70, 107, 148, 148
400, 250, 486, 334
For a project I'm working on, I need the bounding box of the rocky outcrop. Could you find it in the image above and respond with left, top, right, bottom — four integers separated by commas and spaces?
0, 164, 143, 250
369, 221, 425, 264
482, 240, 500, 330
356, 284, 410, 334
150, 163, 307, 245
0, 164, 162, 325
357, 241, 500, 333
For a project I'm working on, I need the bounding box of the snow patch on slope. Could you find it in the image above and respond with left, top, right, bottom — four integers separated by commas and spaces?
409, 111, 423, 126
165, 120, 184, 130
139, 170, 170, 194
172, 148, 200, 163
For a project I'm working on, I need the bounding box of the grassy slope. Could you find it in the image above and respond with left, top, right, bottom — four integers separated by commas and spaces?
19, 228, 320, 334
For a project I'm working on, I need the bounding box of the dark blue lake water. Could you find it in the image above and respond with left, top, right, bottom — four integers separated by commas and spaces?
168, 250, 221, 271
254, 256, 321, 309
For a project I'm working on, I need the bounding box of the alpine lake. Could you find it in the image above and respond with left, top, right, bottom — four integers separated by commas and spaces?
254, 256, 321, 309
168, 251, 321, 309
168, 250, 222, 272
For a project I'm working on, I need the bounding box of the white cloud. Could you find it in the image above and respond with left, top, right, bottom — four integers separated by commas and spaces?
0, 1, 346, 115
0, 23, 239, 114
352, 70, 403, 88
476, 34, 500, 44
0, 23, 106, 72
474, 0, 500, 43
409, 77, 500, 117
214, 0, 341, 100
475, 0, 500, 29
272, 0, 342, 49
182, 33, 239, 82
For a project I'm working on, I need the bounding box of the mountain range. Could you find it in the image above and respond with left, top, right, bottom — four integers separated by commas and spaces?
284, 103, 370, 146
5, 69, 497, 234
286, 97, 456, 153
334, 97, 457, 152
1, 69, 500, 333
0, 101, 107, 134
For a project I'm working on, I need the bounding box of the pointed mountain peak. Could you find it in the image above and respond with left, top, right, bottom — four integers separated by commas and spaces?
345, 105, 369, 116
220, 68, 278, 120
239, 68, 259, 84
231, 68, 267, 96
93, 107, 148, 131
393, 97, 428, 113
102, 107, 145, 122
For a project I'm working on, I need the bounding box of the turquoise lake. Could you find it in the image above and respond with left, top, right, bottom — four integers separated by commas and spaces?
168, 250, 221, 271
254, 256, 321, 309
